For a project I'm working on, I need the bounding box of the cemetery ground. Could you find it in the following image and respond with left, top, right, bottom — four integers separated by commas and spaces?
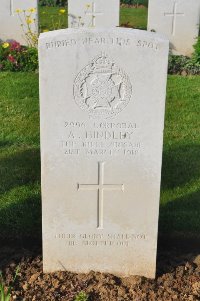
0, 4, 200, 301
0, 73, 200, 300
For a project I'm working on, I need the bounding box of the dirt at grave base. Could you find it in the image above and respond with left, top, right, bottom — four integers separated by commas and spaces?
0, 241, 200, 301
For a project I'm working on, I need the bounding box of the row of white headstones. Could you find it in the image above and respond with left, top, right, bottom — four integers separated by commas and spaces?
0, 0, 200, 56
69, 0, 200, 56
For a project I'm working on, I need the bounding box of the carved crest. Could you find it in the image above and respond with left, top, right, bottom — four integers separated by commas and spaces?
73, 53, 132, 119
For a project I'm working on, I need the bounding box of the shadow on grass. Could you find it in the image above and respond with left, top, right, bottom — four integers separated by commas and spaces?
160, 143, 200, 238
158, 189, 200, 275
157, 190, 200, 275
161, 144, 200, 189
0, 140, 14, 148
0, 195, 42, 244
159, 189, 200, 235
0, 148, 40, 194
0, 148, 42, 243
159, 143, 200, 259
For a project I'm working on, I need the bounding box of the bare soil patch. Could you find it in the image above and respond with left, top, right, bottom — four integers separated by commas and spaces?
0, 237, 200, 301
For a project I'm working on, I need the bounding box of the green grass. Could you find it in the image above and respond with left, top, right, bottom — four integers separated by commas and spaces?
0, 73, 41, 240
120, 7, 147, 29
39, 6, 148, 32
0, 73, 200, 240
39, 6, 68, 32
160, 76, 200, 235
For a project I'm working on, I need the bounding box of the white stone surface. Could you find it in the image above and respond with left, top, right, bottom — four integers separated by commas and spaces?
68, 0, 120, 28
148, 0, 200, 56
0, 0, 38, 45
39, 28, 169, 278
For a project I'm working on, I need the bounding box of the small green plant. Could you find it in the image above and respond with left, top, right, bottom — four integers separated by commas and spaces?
168, 54, 200, 75
50, 8, 67, 30
192, 37, 200, 64
74, 291, 89, 301
168, 38, 200, 75
0, 41, 38, 72
0, 267, 19, 301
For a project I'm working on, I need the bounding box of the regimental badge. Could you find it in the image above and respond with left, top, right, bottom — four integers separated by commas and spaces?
73, 53, 132, 119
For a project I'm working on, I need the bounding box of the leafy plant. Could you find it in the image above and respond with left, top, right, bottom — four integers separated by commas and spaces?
74, 291, 89, 301
168, 54, 200, 75
0, 267, 19, 301
48, 8, 67, 30
168, 38, 200, 75
192, 37, 200, 64
0, 41, 38, 72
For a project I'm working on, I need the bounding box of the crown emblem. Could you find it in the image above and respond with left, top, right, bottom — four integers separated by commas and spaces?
91, 53, 114, 74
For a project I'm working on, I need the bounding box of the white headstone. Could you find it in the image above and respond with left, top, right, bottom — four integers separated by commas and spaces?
148, 0, 200, 56
0, 0, 38, 46
39, 28, 169, 278
68, 0, 120, 28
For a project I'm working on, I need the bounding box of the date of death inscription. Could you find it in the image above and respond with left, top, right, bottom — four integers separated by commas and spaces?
55, 233, 146, 247
61, 121, 141, 157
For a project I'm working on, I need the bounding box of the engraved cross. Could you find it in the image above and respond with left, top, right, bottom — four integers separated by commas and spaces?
164, 1, 185, 35
10, 0, 14, 16
0, 0, 14, 16
85, 2, 103, 27
78, 162, 124, 229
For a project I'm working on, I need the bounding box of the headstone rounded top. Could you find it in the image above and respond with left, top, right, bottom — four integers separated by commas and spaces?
39, 27, 169, 44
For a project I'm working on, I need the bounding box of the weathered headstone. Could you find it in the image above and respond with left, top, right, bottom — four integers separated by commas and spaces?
148, 0, 200, 56
0, 0, 38, 45
39, 28, 169, 278
68, 0, 120, 28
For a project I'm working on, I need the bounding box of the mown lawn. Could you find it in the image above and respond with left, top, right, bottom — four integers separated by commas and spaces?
0, 73, 41, 240
39, 6, 68, 31
39, 6, 148, 32
120, 7, 147, 29
0, 73, 200, 240
160, 76, 200, 236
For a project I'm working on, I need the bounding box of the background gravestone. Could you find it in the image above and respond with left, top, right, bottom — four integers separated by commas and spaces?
0, 0, 38, 46
39, 28, 169, 278
148, 0, 200, 56
68, 0, 120, 28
